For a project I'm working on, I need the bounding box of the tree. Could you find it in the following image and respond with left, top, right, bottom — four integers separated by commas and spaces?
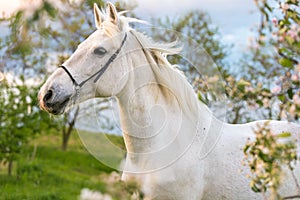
190, 0, 299, 124
61, 106, 79, 151
0, 0, 113, 151
253, 0, 299, 122
0, 77, 59, 175
244, 122, 299, 200
225, 0, 299, 124
241, 0, 300, 198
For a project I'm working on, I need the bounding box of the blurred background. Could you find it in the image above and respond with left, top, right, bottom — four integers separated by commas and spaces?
0, 0, 299, 199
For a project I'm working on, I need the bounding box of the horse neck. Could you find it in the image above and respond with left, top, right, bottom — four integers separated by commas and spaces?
116, 47, 185, 155
115, 37, 219, 168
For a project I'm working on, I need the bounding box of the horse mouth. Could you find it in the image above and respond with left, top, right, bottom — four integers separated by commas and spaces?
40, 96, 71, 115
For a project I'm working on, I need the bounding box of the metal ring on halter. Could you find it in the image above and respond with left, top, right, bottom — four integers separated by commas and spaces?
59, 33, 128, 101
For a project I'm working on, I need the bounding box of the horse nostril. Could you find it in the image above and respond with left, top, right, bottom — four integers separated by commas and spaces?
43, 89, 53, 103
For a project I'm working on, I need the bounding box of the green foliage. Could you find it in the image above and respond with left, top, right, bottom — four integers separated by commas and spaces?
0, 81, 33, 174
245, 0, 300, 121
85, 0, 105, 8
0, 79, 60, 175
244, 122, 298, 199
236, 2, 300, 197
279, 58, 294, 68
42, 1, 57, 18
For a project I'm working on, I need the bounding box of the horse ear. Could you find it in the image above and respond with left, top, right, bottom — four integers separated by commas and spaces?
93, 3, 102, 29
106, 2, 118, 25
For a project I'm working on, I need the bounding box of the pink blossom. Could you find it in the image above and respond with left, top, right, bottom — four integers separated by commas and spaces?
291, 74, 299, 81
293, 94, 300, 106
291, 24, 298, 31
245, 86, 254, 93
278, 36, 284, 42
248, 103, 259, 110
296, 63, 300, 75
279, 75, 285, 81
280, 110, 287, 119
271, 86, 281, 94
263, 98, 270, 108
289, 104, 296, 117
251, 43, 259, 50
259, 35, 266, 42
281, 3, 289, 12
287, 29, 297, 40
272, 18, 277, 25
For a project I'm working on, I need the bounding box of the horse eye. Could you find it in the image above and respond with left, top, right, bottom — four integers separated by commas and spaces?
93, 47, 107, 56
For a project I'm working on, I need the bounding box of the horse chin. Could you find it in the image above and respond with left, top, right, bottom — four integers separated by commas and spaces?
41, 105, 64, 115
53, 98, 71, 115
40, 97, 71, 115
51, 107, 66, 115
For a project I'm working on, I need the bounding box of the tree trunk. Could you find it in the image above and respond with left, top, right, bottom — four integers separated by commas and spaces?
62, 106, 79, 151
231, 106, 242, 124
8, 160, 13, 176
62, 132, 69, 151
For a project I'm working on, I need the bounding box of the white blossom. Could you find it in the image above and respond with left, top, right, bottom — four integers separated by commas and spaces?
79, 188, 112, 200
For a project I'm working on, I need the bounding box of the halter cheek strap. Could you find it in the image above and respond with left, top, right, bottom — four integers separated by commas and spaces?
59, 33, 127, 98
60, 65, 79, 87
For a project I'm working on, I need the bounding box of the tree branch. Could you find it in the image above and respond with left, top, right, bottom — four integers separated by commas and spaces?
283, 195, 300, 199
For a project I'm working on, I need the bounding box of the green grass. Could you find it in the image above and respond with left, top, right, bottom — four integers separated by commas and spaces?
78, 131, 126, 170
0, 132, 126, 200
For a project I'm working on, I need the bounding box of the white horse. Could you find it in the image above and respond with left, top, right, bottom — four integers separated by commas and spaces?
38, 3, 300, 199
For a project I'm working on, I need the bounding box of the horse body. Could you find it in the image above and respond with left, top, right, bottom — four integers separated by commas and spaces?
38, 3, 300, 199
115, 39, 300, 198
117, 61, 300, 199
120, 117, 299, 199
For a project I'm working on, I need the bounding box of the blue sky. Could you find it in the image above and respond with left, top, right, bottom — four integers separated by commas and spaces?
0, 0, 259, 46
0, 0, 260, 44
126, 0, 260, 63
0, 0, 260, 63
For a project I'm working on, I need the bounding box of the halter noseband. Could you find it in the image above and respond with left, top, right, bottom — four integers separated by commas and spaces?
59, 33, 127, 99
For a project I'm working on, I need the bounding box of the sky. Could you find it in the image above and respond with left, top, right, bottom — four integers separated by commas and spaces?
128, 0, 260, 62
0, 0, 260, 67
0, 0, 259, 43
0, 0, 261, 78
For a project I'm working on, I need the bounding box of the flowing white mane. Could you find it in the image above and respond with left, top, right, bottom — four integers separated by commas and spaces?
132, 30, 201, 119
116, 14, 205, 119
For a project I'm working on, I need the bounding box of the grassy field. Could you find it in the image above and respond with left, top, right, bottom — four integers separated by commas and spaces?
0, 131, 137, 200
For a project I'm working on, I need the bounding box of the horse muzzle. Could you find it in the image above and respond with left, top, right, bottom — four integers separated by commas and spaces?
38, 85, 72, 115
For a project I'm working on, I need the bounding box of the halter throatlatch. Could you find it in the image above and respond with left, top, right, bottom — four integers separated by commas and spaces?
60, 33, 127, 100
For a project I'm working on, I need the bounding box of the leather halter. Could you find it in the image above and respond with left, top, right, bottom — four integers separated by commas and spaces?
59, 33, 127, 99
